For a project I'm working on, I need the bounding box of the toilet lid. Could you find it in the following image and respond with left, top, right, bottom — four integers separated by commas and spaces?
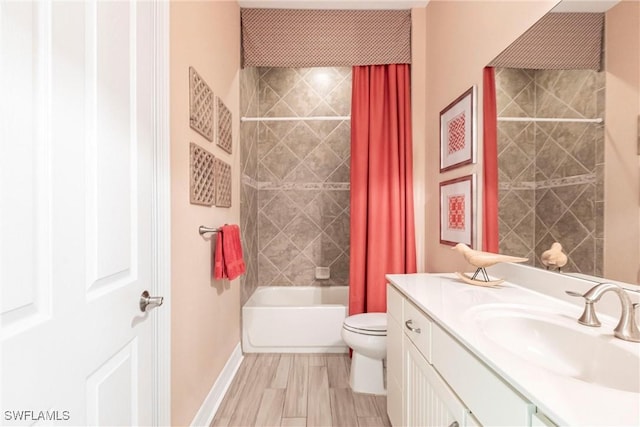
343, 313, 387, 335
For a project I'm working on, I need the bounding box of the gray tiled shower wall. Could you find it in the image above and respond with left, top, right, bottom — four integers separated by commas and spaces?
240, 67, 259, 305
496, 68, 604, 276
240, 67, 352, 296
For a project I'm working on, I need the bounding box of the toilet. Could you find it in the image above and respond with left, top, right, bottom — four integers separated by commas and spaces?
341, 312, 387, 395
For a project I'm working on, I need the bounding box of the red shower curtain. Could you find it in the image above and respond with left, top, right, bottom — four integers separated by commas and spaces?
483, 67, 499, 253
349, 64, 417, 315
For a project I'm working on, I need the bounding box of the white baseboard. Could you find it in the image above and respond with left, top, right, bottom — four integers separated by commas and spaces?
190, 342, 243, 427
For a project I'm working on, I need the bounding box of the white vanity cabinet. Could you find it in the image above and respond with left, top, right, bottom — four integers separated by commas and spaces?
387, 283, 542, 427
387, 285, 480, 427
386, 285, 404, 427
385, 272, 640, 426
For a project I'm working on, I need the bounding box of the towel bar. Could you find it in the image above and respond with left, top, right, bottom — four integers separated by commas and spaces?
199, 225, 219, 236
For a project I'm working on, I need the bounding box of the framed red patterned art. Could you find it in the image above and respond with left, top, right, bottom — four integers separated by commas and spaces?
440, 175, 474, 247
439, 86, 476, 172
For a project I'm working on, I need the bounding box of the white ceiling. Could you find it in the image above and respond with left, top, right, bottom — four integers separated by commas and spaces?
237, 0, 429, 9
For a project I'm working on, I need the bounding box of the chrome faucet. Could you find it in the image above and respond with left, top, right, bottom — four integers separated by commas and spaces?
566, 283, 640, 343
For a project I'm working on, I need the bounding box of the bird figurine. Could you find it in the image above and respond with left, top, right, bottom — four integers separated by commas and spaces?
452, 243, 528, 287
541, 242, 568, 272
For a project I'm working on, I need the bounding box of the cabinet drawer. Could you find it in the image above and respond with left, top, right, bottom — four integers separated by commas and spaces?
403, 300, 432, 363
387, 284, 403, 322
432, 325, 534, 426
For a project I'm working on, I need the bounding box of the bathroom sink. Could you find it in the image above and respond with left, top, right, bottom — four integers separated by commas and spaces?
467, 305, 640, 393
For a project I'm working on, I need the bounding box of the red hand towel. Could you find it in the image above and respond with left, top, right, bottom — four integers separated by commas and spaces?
214, 231, 226, 280
222, 224, 246, 280
214, 224, 246, 281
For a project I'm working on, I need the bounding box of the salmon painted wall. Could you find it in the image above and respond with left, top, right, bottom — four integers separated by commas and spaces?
604, 0, 640, 284
412, 7, 427, 272
423, 0, 559, 273
170, 1, 241, 425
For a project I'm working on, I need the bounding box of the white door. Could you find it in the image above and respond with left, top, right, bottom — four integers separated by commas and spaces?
1, 1, 166, 425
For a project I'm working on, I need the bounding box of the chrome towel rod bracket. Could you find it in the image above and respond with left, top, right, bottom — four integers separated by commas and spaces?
199, 225, 219, 236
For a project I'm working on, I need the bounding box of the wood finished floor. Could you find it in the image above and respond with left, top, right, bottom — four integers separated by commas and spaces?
212, 353, 391, 427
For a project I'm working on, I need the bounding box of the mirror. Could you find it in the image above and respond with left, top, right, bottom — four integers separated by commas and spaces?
490, 0, 639, 285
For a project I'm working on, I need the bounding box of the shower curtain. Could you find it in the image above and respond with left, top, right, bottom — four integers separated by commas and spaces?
483, 67, 499, 253
349, 64, 417, 315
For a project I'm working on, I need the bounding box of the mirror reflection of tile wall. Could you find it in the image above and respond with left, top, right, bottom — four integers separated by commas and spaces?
241, 67, 352, 288
496, 68, 604, 276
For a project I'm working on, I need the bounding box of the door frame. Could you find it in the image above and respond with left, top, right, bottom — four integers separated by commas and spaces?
152, 1, 171, 425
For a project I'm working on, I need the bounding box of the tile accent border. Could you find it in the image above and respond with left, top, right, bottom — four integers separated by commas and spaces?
259, 182, 350, 191
535, 174, 596, 189
242, 174, 259, 189
498, 173, 595, 191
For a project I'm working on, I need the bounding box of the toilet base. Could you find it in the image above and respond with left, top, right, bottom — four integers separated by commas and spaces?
349, 352, 386, 395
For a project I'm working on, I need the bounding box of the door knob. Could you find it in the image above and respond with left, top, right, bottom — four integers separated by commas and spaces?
140, 290, 164, 312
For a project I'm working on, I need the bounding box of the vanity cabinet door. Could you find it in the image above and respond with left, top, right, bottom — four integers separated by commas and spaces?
387, 310, 404, 427
387, 285, 404, 427
404, 335, 470, 427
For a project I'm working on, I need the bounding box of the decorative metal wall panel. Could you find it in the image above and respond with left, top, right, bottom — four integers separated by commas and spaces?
190, 142, 215, 206
215, 158, 232, 208
216, 96, 232, 153
189, 67, 214, 141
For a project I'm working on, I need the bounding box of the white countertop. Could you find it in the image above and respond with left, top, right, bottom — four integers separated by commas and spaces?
386, 272, 640, 427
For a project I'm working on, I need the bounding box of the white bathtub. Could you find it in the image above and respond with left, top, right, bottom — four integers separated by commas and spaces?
242, 286, 349, 353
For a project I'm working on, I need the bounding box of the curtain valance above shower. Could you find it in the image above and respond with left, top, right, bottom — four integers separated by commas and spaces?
489, 13, 604, 71
240, 9, 411, 68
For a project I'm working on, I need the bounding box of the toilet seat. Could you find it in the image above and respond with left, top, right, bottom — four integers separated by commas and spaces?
343, 313, 387, 336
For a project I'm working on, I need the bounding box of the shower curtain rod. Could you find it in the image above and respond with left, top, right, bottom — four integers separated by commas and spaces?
498, 117, 603, 124
243, 116, 601, 123
241, 116, 350, 122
